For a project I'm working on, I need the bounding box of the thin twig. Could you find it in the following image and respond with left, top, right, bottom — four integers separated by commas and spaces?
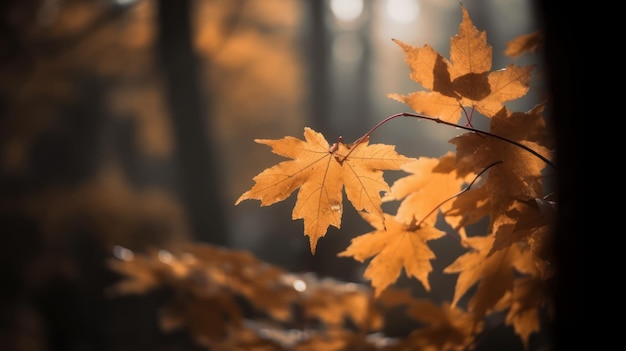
343, 112, 556, 169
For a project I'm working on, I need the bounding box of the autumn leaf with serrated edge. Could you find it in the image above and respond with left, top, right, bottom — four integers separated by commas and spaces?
383, 152, 475, 229
444, 235, 540, 321
447, 106, 552, 237
494, 276, 546, 350
338, 212, 444, 297
388, 4, 533, 123
236, 127, 414, 253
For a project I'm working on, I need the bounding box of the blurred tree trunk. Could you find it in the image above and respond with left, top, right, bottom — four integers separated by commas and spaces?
156, 0, 228, 245
306, 0, 331, 133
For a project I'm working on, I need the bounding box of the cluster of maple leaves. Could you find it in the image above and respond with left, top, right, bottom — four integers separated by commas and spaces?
110, 5, 555, 350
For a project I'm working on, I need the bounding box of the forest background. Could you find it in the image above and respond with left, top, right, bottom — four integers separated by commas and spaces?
0, 0, 581, 350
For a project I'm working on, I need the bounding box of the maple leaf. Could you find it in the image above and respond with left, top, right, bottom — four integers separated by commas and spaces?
443, 235, 541, 320
448, 106, 552, 239
383, 152, 475, 228
338, 212, 445, 297
442, 185, 490, 234
490, 199, 548, 255
477, 196, 555, 281
236, 127, 414, 253
388, 4, 533, 122
494, 276, 547, 350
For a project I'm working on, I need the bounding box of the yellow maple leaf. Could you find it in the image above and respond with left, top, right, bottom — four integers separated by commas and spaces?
236, 127, 414, 253
388, 4, 533, 122
338, 212, 445, 297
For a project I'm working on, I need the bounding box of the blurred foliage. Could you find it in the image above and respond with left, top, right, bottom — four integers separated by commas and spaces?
0, 1, 559, 350
0, 0, 308, 349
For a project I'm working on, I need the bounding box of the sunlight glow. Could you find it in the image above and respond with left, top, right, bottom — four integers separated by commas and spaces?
158, 249, 173, 264
292, 279, 307, 292
385, 0, 420, 24
113, 245, 134, 261
330, 0, 364, 22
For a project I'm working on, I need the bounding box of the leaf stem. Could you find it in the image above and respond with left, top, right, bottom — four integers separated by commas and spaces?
346, 112, 556, 169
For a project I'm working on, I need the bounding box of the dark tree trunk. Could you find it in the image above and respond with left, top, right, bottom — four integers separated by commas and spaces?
156, 0, 228, 245
532, 1, 583, 350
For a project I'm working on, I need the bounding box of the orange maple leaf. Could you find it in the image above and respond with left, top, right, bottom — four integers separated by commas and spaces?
494, 276, 547, 350
448, 106, 552, 237
388, 4, 533, 122
338, 212, 445, 297
236, 127, 414, 253
489, 198, 548, 255
444, 235, 540, 320
383, 152, 474, 229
